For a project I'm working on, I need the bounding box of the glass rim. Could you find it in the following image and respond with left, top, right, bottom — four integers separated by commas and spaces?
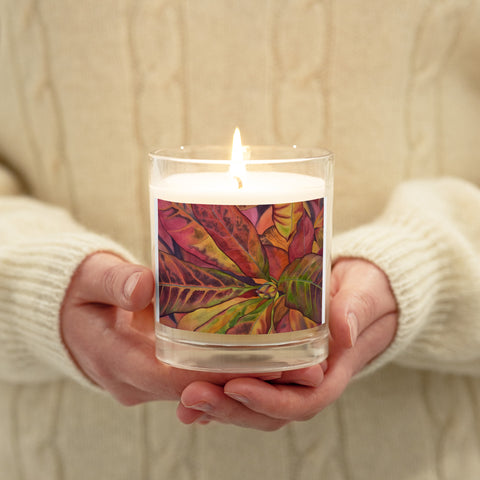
149, 145, 333, 165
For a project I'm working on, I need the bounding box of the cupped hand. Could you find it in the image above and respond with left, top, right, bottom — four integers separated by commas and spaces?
177, 258, 398, 430
60, 253, 280, 405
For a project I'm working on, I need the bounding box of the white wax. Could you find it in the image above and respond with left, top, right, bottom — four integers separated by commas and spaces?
150, 171, 325, 205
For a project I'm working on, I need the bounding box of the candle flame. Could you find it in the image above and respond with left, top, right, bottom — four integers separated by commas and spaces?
230, 127, 246, 188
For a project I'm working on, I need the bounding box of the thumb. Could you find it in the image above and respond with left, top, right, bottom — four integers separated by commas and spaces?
329, 259, 397, 349
71, 252, 155, 310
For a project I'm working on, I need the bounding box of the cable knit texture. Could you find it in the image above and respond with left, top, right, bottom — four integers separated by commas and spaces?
0, 197, 137, 388
334, 178, 480, 377
1, 1, 480, 479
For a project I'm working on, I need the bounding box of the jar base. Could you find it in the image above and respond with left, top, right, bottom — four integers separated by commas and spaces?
155, 324, 329, 373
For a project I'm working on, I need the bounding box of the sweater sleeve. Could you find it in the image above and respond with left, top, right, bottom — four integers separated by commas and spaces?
333, 177, 480, 377
0, 187, 138, 387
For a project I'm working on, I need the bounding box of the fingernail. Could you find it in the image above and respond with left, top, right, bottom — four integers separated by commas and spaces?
124, 272, 141, 299
347, 312, 358, 347
258, 373, 282, 381
224, 392, 249, 405
195, 414, 212, 425
321, 360, 328, 373
184, 402, 213, 413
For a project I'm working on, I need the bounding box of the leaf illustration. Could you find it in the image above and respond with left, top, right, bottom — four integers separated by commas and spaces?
177, 297, 247, 331
288, 211, 315, 262
159, 313, 177, 329
263, 245, 289, 280
156, 199, 325, 335
273, 202, 304, 240
157, 200, 243, 276
305, 199, 324, 254
313, 202, 324, 252
273, 296, 318, 332
226, 298, 275, 334
277, 253, 323, 321
194, 297, 270, 334
157, 230, 175, 254
261, 225, 289, 252
256, 206, 274, 235
191, 204, 269, 279
238, 205, 259, 227
158, 251, 256, 316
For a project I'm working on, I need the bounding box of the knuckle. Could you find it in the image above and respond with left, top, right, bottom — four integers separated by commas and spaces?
102, 265, 121, 301
352, 291, 377, 322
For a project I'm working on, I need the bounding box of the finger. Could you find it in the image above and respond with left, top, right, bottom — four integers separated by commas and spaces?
222, 313, 397, 421
176, 404, 213, 425
272, 364, 325, 387
72, 304, 283, 405
179, 382, 288, 431
346, 312, 398, 376
64, 300, 174, 401
73, 253, 154, 310
70, 310, 165, 398
224, 372, 347, 422
176, 401, 210, 424
329, 259, 397, 348
80, 309, 274, 402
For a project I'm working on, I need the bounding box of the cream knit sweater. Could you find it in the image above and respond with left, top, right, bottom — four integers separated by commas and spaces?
1, 1, 480, 479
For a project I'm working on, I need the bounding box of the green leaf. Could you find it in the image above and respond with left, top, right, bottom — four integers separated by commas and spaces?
272, 202, 304, 240
177, 298, 246, 331
194, 297, 270, 334
225, 298, 275, 334
273, 296, 318, 332
277, 254, 323, 321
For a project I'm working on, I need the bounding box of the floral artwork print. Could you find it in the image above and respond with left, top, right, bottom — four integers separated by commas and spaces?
156, 198, 324, 334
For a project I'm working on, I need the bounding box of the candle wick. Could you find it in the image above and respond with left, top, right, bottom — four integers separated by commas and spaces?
234, 176, 243, 189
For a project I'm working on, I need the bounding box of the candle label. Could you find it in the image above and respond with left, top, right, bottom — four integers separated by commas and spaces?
155, 199, 325, 334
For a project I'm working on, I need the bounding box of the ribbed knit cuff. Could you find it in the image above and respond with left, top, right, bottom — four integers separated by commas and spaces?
0, 230, 137, 390
332, 210, 452, 377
